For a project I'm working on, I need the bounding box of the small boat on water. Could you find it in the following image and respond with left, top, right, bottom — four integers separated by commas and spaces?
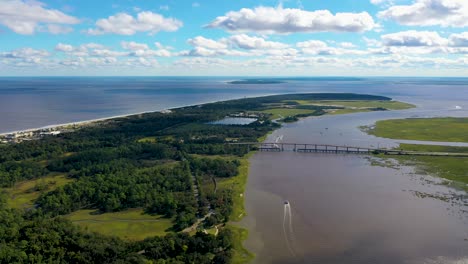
284, 200, 289, 205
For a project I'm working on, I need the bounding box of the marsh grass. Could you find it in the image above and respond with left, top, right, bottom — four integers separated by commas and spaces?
368, 118, 468, 142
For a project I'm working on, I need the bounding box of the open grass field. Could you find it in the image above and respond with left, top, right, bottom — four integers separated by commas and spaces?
66, 209, 172, 240
261, 108, 315, 120
294, 100, 415, 110
368, 117, 468, 142
137, 136, 157, 143
6, 173, 73, 209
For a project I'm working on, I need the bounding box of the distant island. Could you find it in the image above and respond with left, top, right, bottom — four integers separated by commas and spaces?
227, 79, 285, 84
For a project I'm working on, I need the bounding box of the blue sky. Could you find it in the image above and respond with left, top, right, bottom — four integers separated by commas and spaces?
1, 0, 467, 76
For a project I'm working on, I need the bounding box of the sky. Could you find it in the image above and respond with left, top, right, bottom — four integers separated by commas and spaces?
0, 0, 467, 76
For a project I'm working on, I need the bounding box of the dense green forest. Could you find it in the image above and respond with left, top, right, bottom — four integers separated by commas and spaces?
0, 93, 391, 263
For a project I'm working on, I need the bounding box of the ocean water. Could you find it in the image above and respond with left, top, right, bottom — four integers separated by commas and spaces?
0, 77, 467, 133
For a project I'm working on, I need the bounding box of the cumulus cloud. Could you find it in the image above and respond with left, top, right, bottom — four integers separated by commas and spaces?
0, 47, 50, 67
381, 30, 448, 46
297, 40, 365, 55
129, 49, 172, 57
121, 41, 149, 51
46, 24, 74, 34
0, 0, 79, 34
449, 32, 468, 47
55, 43, 74, 52
187, 36, 228, 50
378, 0, 468, 27
1, 47, 50, 58
90, 49, 128, 57
228, 34, 289, 49
206, 6, 377, 34
54, 43, 108, 57
340, 42, 357, 48
86, 11, 183, 35
183, 35, 294, 57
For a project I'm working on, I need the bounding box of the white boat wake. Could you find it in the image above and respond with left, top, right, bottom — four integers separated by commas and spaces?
283, 201, 296, 257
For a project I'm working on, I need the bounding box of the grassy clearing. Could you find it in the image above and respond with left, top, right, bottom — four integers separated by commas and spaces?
294, 100, 415, 110
66, 209, 172, 240
261, 108, 315, 120
227, 224, 255, 264
368, 118, 468, 142
6, 173, 73, 209
137, 136, 157, 143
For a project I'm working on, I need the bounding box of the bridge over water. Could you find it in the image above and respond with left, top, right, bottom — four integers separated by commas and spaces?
227, 142, 468, 157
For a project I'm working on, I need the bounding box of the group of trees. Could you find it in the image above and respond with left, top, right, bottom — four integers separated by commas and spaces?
37, 163, 194, 215
0, 208, 234, 263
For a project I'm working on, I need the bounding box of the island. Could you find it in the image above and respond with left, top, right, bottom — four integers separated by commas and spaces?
0, 93, 416, 263
227, 79, 285, 84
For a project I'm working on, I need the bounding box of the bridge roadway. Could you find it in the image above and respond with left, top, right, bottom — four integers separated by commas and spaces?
227, 142, 468, 157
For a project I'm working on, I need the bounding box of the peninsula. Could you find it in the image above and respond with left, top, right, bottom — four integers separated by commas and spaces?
0, 93, 414, 263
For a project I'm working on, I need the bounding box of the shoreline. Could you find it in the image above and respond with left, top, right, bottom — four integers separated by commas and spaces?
0, 94, 279, 136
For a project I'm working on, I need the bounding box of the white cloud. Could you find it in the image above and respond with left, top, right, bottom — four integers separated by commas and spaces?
449, 32, 468, 47
297, 40, 366, 56
363, 37, 382, 47
60, 57, 85, 67
129, 49, 172, 57
155, 42, 173, 50
187, 36, 228, 50
340, 42, 357, 48
381, 30, 448, 46
1, 47, 50, 58
206, 6, 377, 34
192, 2, 200, 8
54, 43, 109, 57
46, 24, 74, 34
228, 34, 289, 49
183, 35, 294, 57
81, 43, 106, 50
121, 41, 149, 50
90, 49, 128, 57
0, 0, 79, 34
55, 43, 74, 52
126, 57, 159, 67
86, 11, 183, 35
297, 40, 328, 49
159, 5, 169, 11
378, 0, 468, 27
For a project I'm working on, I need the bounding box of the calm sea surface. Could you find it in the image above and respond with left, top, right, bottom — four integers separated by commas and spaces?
1, 77, 467, 133
1, 77, 468, 263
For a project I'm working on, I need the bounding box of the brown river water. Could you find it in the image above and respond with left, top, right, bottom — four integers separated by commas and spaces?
240, 109, 468, 264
